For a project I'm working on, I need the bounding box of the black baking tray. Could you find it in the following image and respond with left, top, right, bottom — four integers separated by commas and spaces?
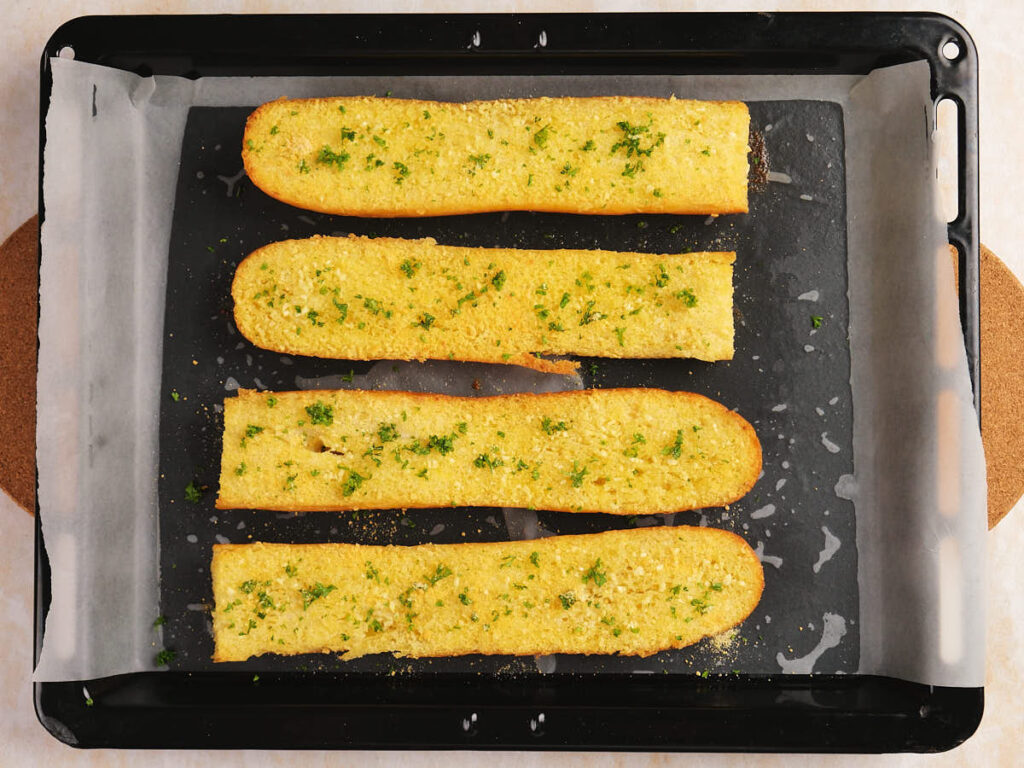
35, 12, 982, 751
157, 96, 858, 680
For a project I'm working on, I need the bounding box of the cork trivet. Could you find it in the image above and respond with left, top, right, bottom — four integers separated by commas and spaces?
978, 244, 1024, 528
0, 215, 38, 514
0, 218, 1021, 527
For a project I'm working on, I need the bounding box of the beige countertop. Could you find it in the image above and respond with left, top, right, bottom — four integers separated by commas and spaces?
1, 1, 1020, 765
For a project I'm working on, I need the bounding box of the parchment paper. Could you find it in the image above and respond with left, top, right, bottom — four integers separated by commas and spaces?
36, 57, 985, 686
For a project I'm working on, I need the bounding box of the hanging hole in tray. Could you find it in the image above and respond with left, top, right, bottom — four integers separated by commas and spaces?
935, 97, 960, 225
57, 46, 75, 60
941, 39, 961, 61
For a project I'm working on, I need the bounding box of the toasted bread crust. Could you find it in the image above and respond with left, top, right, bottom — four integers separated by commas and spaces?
211, 526, 764, 662
242, 96, 749, 217
231, 235, 735, 372
216, 387, 762, 515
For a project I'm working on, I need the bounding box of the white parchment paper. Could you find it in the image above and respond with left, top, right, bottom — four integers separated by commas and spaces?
36, 57, 985, 685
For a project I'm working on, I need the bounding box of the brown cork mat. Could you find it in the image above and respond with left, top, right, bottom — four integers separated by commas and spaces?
0, 216, 38, 515
0, 218, 1021, 527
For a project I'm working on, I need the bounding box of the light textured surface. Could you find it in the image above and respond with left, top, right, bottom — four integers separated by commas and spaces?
217, 388, 762, 514
233, 236, 735, 371
243, 96, 749, 216
211, 528, 764, 661
1, 0, 1022, 765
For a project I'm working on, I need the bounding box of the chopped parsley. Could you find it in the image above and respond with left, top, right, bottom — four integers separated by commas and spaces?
333, 298, 349, 322
609, 119, 665, 177
362, 296, 392, 318
558, 591, 577, 610
675, 288, 698, 307
567, 462, 589, 488
690, 596, 711, 615
540, 416, 569, 435
377, 422, 399, 443
155, 649, 176, 666
340, 469, 367, 497
418, 312, 436, 330
400, 259, 421, 278
811, 315, 823, 328
533, 124, 552, 149
582, 558, 608, 587
662, 429, 685, 459
427, 564, 454, 584
491, 270, 507, 291
305, 401, 334, 426
530, 551, 540, 567
316, 145, 349, 169
473, 451, 503, 470
428, 433, 456, 455
170, 390, 180, 402
579, 300, 604, 325
184, 480, 203, 503
581, 139, 596, 152
623, 432, 646, 458
392, 161, 410, 184
300, 582, 337, 609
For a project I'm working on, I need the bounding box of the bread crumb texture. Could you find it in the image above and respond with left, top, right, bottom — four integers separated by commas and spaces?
211, 526, 764, 662
243, 96, 749, 216
233, 235, 735, 372
216, 388, 761, 514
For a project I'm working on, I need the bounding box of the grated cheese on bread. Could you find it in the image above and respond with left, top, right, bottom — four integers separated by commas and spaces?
233, 235, 735, 374
211, 526, 764, 662
216, 388, 761, 515
242, 96, 749, 217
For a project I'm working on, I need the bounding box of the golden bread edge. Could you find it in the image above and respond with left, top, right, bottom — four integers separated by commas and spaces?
231, 235, 736, 372
242, 96, 750, 216
210, 525, 764, 662
214, 387, 762, 514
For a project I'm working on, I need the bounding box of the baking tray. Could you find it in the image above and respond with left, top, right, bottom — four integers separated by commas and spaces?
34, 12, 982, 751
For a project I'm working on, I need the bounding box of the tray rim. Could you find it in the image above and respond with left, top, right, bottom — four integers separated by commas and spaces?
33, 10, 982, 753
